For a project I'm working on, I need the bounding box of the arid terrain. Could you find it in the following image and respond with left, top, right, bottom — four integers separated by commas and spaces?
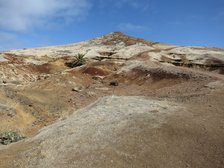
0, 32, 224, 168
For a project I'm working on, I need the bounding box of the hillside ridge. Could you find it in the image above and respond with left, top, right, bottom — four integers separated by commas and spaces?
0, 32, 224, 168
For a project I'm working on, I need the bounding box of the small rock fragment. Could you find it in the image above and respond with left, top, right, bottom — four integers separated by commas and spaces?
72, 86, 83, 92
110, 80, 119, 86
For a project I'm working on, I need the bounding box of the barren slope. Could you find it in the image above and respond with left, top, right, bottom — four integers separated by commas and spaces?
0, 32, 224, 168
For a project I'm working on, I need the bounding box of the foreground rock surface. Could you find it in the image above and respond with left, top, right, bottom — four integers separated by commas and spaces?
18, 96, 180, 167
0, 32, 224, 167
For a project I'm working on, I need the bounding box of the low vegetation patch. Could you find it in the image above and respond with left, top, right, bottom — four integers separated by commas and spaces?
0, 131, 25, 145
66, 53, 87, 68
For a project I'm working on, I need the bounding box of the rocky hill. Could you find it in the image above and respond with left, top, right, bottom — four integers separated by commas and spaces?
0, 32, 224, 168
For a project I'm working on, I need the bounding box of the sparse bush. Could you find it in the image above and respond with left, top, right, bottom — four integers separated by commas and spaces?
66, 53, 87, 68
0, 131, 25, 145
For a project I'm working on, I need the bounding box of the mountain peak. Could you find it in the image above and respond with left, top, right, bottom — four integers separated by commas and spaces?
90, 32, 154, 46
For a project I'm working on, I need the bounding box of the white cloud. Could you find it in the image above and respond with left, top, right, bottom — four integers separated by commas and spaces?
0, 0, 91, 32
118, 23, 148, 32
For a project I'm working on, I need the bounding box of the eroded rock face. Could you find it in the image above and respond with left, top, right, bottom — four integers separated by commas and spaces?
0, 33, 224, 168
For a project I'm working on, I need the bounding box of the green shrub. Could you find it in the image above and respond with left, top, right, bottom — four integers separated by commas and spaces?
66, 53, 87, 68
0, 131, 25, 145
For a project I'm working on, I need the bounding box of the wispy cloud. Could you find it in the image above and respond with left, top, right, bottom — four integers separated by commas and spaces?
98, 0, 150, 10
0, 0, 91, 32
115, 0, 139, 8
118, 23, 149, 32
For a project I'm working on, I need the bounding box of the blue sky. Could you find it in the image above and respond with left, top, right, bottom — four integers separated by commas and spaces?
0, 0, 223, 51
